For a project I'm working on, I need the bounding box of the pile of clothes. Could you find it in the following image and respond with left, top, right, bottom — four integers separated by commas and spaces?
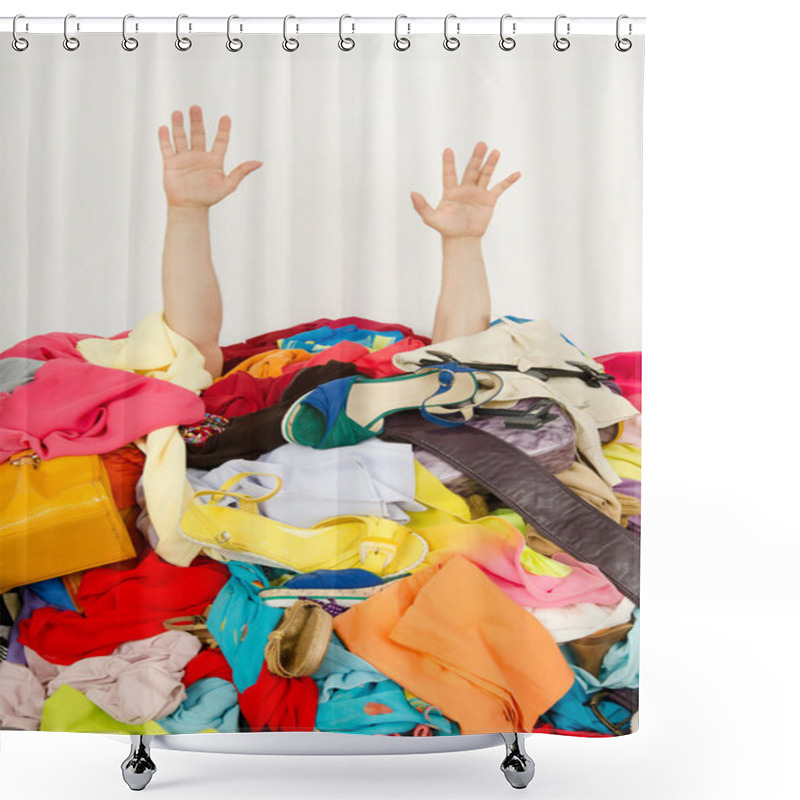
0, 312, 642, 738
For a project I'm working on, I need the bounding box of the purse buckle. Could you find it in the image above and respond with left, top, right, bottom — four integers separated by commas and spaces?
10, 452, 41, 469
358, 540, 397, 573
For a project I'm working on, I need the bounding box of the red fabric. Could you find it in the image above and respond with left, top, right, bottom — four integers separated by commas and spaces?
594, 351, 642, 412
237, 661, 318, 732
0, 359, 206, 462
354, 336, 429, 378
532, 723, 613, 738
203, 342, 369, 417
17, 550, 229, 665
182, 648, 234, 687
220, 317, 429, 372
99, 445, 146, 510
1, 329, 130, 362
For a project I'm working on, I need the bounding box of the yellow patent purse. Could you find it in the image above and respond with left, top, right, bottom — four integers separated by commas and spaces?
0, 450, 137, 593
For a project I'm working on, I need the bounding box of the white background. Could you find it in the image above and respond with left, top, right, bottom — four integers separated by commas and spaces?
2, 2, 799, 800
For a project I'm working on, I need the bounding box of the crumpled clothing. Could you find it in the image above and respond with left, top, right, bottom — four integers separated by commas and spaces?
0, 359, 205, 463
541, 679, 635, 735
602, 442, 642, 482
220, 316, 426, 373
156, 677, 239, 733
186, 439, 424, 529
238, 660, 317, 732
206, 561, 284, 692
220, 348, 313, 380
393, 319, 638, 486
312, 633, 459, 735
334, 555, 575, 734
278, 324, 405, 353
0, 357, 45, 393
24, 631, 201, 725
40, 684, 169, 734
16, 549, 228, 665
561, 607, 640, 691
554, 461, 623, 523
0, 661, 45, 730
76, 311, 213, 565
529, 597, 637, 644
181, 647, 234, 687
0, 330, 127, 362
6, 587, 58, 666
594, 352, 641, 412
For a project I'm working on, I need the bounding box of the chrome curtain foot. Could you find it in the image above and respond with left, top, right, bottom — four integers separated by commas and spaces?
499, 732, 535, 789
121, 735, 157, 791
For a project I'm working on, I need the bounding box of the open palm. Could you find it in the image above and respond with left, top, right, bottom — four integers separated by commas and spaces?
158, 105, 262, 208
411, 142, 521, 239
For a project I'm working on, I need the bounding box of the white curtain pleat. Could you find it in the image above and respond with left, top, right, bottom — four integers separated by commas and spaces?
1, 32, 642, 354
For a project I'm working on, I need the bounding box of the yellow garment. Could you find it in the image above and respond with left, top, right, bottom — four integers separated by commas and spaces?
76, 311, 212, 566
41, 685, 170, 735
602, 442, 642, 481
76, 310, 213, 392
408, 462, 573, 577
554, 461, 623, 523
219, 348, 313, 380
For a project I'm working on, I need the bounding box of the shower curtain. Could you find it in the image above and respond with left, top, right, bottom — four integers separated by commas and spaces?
0, 18, 643, 740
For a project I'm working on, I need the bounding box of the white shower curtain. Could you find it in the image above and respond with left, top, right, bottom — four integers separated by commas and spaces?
1, 17, 643, 757
1, 31, 642, 353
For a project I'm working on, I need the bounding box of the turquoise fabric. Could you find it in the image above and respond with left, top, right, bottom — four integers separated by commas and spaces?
278, 325, 404, 353
561, 607, 640, 692
156, 678, 239, 733
206, 561, 284, 692
540, 679, 633, 734
312, 634, 459, 735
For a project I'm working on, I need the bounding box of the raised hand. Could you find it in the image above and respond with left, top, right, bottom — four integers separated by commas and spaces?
158, 105, 262, 208
410, 142, 521, 239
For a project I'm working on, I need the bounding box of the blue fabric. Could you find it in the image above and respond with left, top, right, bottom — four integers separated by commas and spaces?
312, 634, 459, 735
541, 679, 633, 734
279, 325, 405, 353
561, 607, 640, 692
26, 578, 77, 611
284, 569, 385, 590
206, 561, 284, 692
156, 678, 239, 733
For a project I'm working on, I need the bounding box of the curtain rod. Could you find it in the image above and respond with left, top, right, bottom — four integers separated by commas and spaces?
1, 16, 646, 36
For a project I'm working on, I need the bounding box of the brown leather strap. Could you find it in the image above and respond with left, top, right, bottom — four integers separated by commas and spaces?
382, 412, 640, 606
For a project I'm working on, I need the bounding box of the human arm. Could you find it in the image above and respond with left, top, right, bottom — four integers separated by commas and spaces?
158, 105, 262, 378
410, 142, 521, 343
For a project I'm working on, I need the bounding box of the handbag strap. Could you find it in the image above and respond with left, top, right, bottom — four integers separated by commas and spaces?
382, 412, 640, 606
190, 471, 284, 514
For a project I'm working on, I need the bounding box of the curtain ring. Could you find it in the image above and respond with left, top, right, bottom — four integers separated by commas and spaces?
615, 14, 632, 52
443, 14, 460, 51
121, 14, 139, 51
394, 14, 410, 51
338, 14, 355, 51
553, 14, 570, 51
63, 13, 80, 51
175, 14, 192, 51
226, 15, 243, 51
12, 15, 29, 51
282, 15, 299, 52
499, 13, 516, 51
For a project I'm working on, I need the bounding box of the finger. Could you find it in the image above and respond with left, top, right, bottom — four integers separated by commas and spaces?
211, 115, 232, 157
442, 149, 458, 190
189, 105, 206, 151
410, 191, 436, 225
171, 110, 189, 153
158, 125, 174, 159
489, 171, 522, 199
477, 149, 501, 189
225, 161, 263, 192
461, 141, 488, 186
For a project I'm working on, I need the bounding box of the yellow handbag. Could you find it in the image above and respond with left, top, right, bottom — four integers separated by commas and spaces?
0, 451, 137, 593
179, 472, 429, 577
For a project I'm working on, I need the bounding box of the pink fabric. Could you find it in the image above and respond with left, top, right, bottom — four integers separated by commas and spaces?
473, 543, 624, 609
354, 336, 431, 378
0, 661, 46, 731
1, 329, 129, 362
0, 359, 206, 461
24, 631, 201, 725
594, 351, 642, 412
